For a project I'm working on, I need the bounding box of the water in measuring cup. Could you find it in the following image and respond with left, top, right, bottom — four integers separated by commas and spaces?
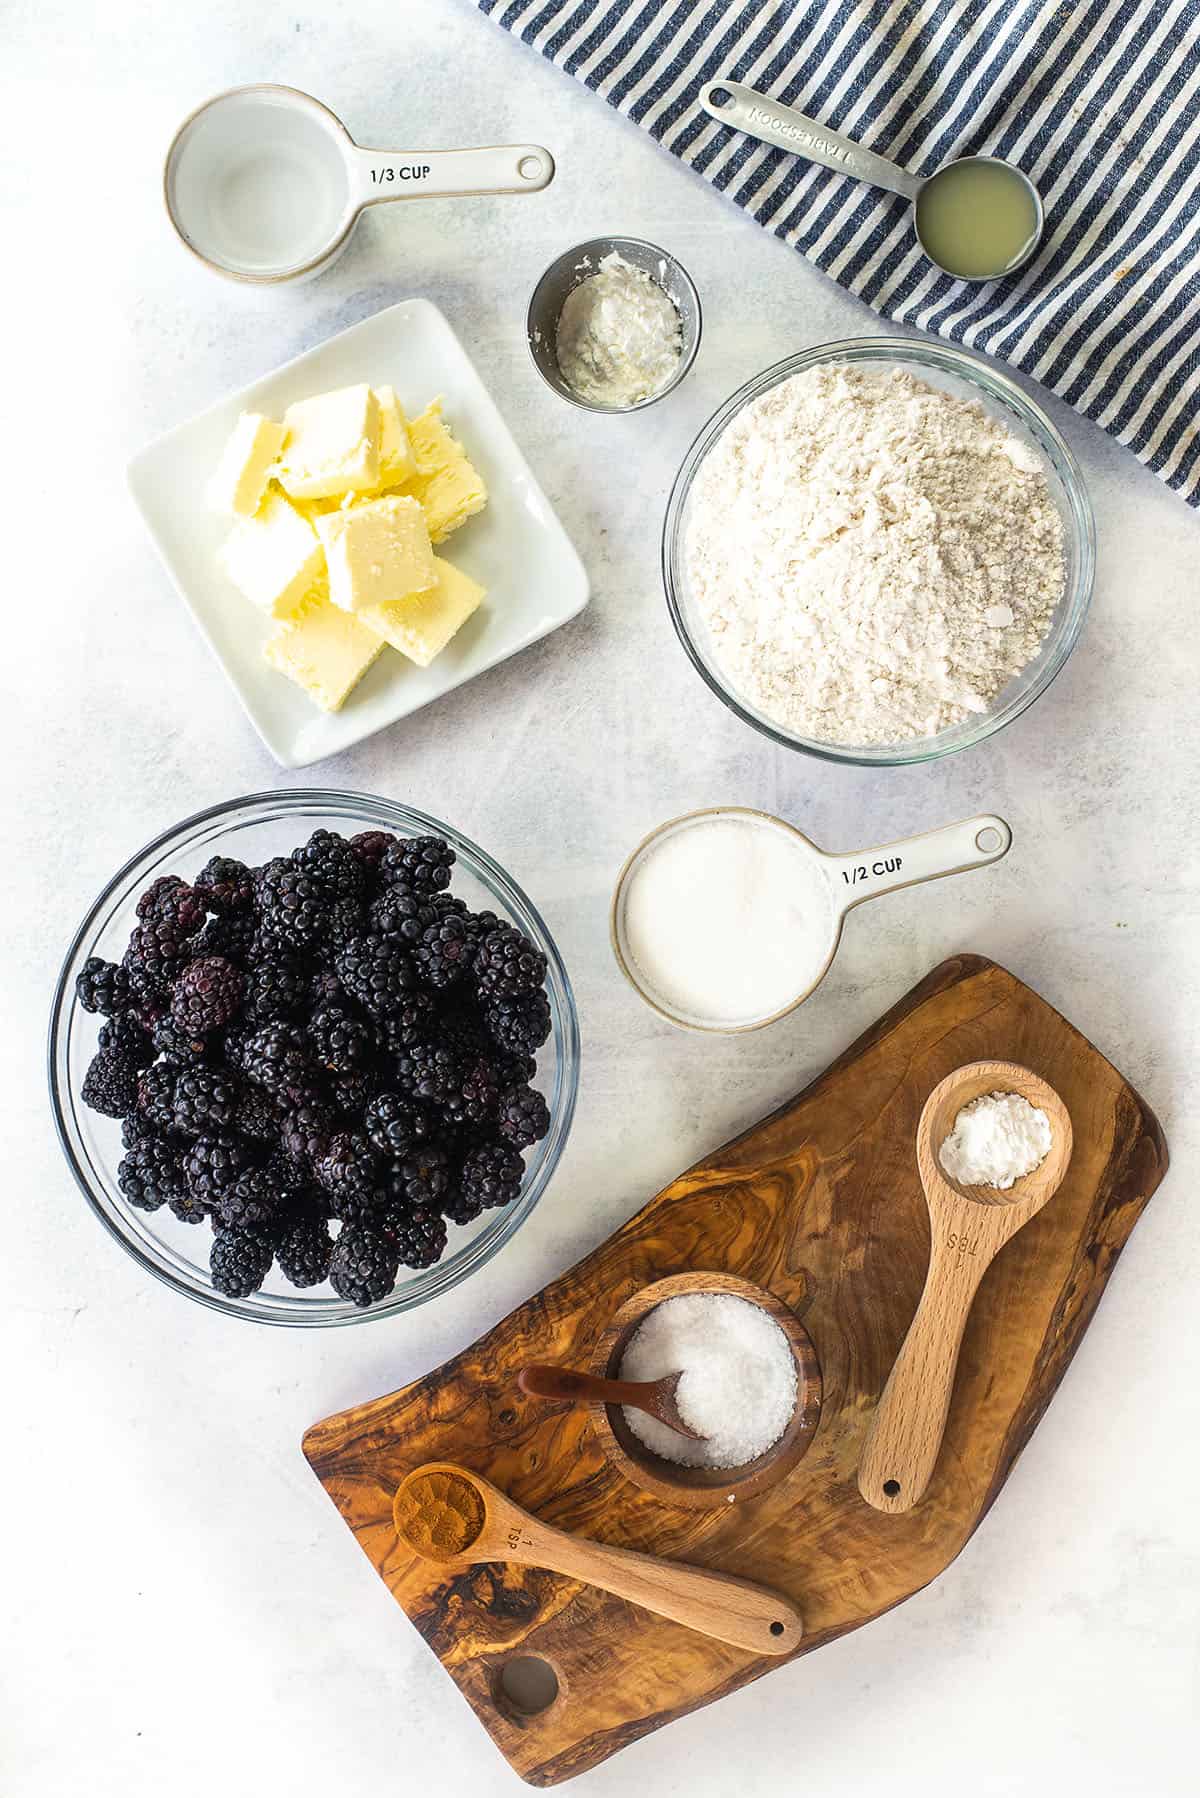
170, 93, 348, 275
620, 814, 836, 1027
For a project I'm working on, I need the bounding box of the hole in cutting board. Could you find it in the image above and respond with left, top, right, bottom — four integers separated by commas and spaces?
497, 1656, 560, 1717
770, 1621, 785, 1636
883, 1479, 901, 1497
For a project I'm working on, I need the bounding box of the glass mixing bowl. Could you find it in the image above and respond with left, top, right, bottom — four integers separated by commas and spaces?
48, 790, 579, 1326
663, 337, 1095, 766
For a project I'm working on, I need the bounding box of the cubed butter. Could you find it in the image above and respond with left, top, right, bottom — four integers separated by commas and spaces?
219, 488, 324, 619
371, 385, 416, 488
404, 399, 488, 542
276, 384, 381, 500
262, 591, 385, 711
207, 412, 287, 517
357, 556, 484, 668
316, 494, 437, 613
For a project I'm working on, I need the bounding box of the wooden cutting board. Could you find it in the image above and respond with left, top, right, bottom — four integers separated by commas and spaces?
302, 955, 1167, 1786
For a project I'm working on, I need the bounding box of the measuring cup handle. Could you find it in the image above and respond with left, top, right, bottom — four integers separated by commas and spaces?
350, 143, 554, 205
698, 81, 922, 202
821, 815, 1012, 915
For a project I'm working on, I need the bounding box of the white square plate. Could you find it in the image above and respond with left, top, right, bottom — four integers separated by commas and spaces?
128, 299, 589, 768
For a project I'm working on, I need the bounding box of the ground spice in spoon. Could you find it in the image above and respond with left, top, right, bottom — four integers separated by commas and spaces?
395, 1470, 485, 1561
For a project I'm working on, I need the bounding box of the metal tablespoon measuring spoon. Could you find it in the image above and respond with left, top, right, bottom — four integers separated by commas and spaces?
165, 84, 555, 284
700, 81, 1042, 282
611, 808, 1012, 1034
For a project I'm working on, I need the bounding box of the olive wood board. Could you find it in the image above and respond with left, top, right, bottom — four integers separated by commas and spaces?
302, 955, 1167, 1786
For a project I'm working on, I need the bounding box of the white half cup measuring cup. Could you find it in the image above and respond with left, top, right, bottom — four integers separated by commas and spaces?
611, 808, 1012, 1034
164, 85, 555, 283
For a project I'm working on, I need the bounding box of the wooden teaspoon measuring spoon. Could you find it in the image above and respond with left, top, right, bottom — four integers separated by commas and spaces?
858, 1060, 1072, 1515
517, 1363, 705, 1440
393, 1462, 803, 1655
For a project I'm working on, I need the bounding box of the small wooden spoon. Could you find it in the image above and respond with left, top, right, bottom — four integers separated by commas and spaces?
517, 1363, 704, 1440
394, 1461, 803, 1655
858, 1061, 1072, 1515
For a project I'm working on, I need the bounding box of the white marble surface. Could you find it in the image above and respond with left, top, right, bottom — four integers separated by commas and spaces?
4, 3, 1198, 1793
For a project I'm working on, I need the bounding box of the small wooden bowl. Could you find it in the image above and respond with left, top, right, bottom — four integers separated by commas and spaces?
590, 1271, 822, 1510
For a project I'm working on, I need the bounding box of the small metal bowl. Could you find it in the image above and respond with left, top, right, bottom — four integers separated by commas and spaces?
590, 1271, 822, 1510
526, 235, 701, 413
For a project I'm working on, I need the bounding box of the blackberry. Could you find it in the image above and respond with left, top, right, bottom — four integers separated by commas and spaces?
328, 1068, 378, 1117
363, 1091, 436, 1160
385, 1141, 451, 1210
369, 883, 438, 943
381, 1203, 447, 1270
292, 829, 365, 899
256, 861, 332, 951
193, 910, 257, 962
379, 990, 437, 1055
241, 1021, 315, 1100
329, 1222, 399, 1308
242, 954, 308, 1024
136, 1063, 177, 1132
439, 999, 490, 1058
276, 1216, 334, 1289
151, 1015, 210, 1067
117, 1137, 185, 1212
379, 834, 454, 894
121, 1112, 154, 1150
76, 957, 131, 1016
473, 924, 548, 1001
484, 989, 552, 1059
496, 1082, 551, 1149
441, 1053, 500, 1129
123, 918, 191, 1000
235, 1084, 279, 1144
210, 1226, 274, 1298
440, 1185, 485, 1227
308, 1005, 375, 1074
414, 914, 474, 989
97, 1011, 155, 1069
348, 829, 396, 872
82, 1049, 140, 1118
171, 956, 244, 1035
308, 964, 343, 1009
394, 1034, 462, 1106
326, 895, 367, 954
496, 1051, 537, 1090
314, 1132, 381, 1220
173, 1067, 240, 1138
194, 855, 254, 914
136, 876, 204, 928
459, 1140, 525, 1213
169, 1189, 213, 1225
335, 934, 416, 1018
279, 1098, 335, 1171
215, 1167, 283, 1231
184, 1132, 254, 1205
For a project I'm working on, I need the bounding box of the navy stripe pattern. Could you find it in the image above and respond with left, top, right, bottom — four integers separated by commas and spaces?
481, 0, 1200, 505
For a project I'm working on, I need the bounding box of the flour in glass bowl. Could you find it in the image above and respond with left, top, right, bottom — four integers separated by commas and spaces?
684, 364, 1066, 746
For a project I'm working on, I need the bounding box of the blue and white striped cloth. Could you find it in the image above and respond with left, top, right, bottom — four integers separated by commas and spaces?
481, 0, 1200, 506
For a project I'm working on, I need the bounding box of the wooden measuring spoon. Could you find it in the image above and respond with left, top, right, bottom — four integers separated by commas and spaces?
517, 1363, 705, 1440
858, 1061, 1072, 1515
393, 1462, 803, 1655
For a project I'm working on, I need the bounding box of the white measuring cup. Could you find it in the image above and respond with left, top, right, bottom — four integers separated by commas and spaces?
164, 85, 555, 283
611, 808, 1011, 1033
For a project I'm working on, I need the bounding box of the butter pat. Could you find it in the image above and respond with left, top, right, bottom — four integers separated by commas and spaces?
219, 489, 324, 619
263, 591, 385, 711
316, 495, 437, 613
406, 400, 488, 542
207, 412, 287, 517
372, 385, 416, 488
358, 556, 484, 668
276, 384, 380, 500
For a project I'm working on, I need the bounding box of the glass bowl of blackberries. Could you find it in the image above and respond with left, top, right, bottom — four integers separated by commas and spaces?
49, 791, 579, 1324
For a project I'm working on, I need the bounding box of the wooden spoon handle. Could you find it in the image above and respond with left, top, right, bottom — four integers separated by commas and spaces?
514, 1521, 803, 1656
518, 1364, 651, 1407
858, 1250, 984, 1514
